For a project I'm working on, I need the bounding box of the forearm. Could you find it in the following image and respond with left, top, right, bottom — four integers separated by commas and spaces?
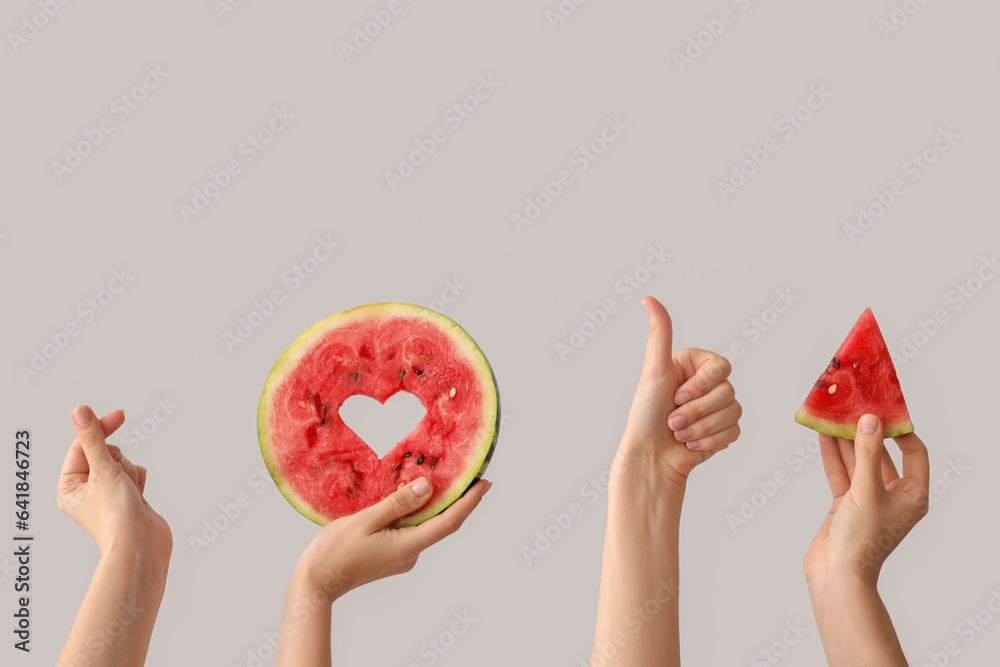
593, 456, 684, 667
57, 544, 166, 667
275, 568, 336, 667
809, 572, 907, 667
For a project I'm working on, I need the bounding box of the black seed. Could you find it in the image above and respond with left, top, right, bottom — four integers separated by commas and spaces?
353, 372, 360, 382
399, 369, 406, 380
416, 455, 425, 465
321, 418, 328, 425
416, 370, 424, 376
403, 452, 412, 458
322, 404, 329, 414
815, 379, 828, 388
428, 456, 439, 467
831, 356, 841, 369
347, 489, 355, 498
395, 464, 401, 471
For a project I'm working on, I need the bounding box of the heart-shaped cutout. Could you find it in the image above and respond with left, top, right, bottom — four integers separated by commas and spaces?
338, 392, 427, 459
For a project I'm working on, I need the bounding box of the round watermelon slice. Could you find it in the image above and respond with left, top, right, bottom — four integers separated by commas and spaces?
258, 303, 499, 527
795, 308, 913, 439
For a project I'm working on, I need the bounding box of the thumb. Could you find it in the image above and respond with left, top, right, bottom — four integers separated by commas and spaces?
638, 296, 675, 386
365, 478, 433, 529
851, 414, 887, 494
72, 405, 117, 479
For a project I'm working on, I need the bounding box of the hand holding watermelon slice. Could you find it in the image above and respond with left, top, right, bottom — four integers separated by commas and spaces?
260, 304, 498, 663
274, 475, 491, 663
288, 476, 490, 593
804, 413, 929, 664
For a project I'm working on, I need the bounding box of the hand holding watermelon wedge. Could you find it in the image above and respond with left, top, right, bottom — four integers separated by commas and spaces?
804, 414, 929, 665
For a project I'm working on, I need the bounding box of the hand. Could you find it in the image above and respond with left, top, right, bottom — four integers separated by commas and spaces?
617, 296, 742, 487
294, 477, 491, 601
805, 414, 929, 589
57, 405, 172, 574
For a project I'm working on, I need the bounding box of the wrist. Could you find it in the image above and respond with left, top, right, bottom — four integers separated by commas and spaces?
808, 563, 879, 603
101, 528, 169, 580
97, 542, 169, 600
292, 546, 350, 604
611, 442, 688, 500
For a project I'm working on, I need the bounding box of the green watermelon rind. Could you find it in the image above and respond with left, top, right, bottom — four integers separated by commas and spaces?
794, 407, 914, 440
257, 302, 500, 528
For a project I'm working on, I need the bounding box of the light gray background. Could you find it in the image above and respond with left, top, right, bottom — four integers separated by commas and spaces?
2, 1, 999, 665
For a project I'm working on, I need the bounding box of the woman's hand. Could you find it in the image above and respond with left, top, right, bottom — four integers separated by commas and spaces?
805, 413, 930, 589
804, 413, 929, 667
57, 405, 172, 574
616, 296, 742, 488
293, 477, 491, 601
276, 478, 491, 667
56, 405, 172, 667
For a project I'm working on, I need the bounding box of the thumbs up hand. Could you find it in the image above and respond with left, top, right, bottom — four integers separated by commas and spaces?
617, 297, 742, 488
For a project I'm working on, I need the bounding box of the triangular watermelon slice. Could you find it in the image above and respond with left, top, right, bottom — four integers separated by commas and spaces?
795, 308, 914, 439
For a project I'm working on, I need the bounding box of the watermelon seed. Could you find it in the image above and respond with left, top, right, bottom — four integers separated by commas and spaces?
420, 354, 430, 361
854, 361, 860, 368
321, 418, 328, 425
353, 372, 360, 382
322, 404, 328, 414
398, 481, 406, 490
828, 384, 838, 394
416, 370, 424, 376
449, 387, 457, 398
428, 456, 438, 467
399, 369, 406, 380
416, 455, 425, 465
395, 464, 401, 470
347, 489, 355, 498
831, 357, 841, 369
815, 379, 827, 388
403, 452, 412, 458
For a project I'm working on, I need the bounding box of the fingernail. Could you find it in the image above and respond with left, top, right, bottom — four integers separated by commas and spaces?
641, 297, 650, 314
72, 406, 92, 425
668, 415, 687, 430
675, 392, 691, 405
674, 428, 692, 442
859, 414, 879, 435
482, 480, 493, 496
411, 478, 431, 497
686, 440, 701, 451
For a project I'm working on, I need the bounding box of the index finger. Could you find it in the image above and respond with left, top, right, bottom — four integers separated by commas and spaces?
396, 480, 490, 554
71, 405, 117, 478
892, 432, 929, 488
672, 347, 733, 405
60, 409, 127, 477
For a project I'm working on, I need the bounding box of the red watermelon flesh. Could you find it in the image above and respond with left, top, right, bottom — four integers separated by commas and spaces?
795, 308, 913, 439
258, 303, 499, 527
